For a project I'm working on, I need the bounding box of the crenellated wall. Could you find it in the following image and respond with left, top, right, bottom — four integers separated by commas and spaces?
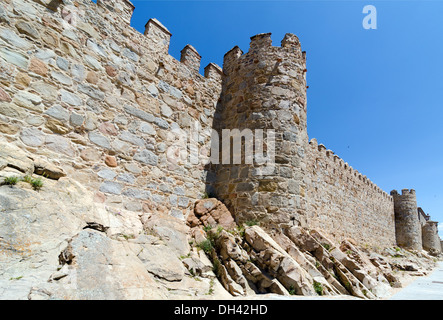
213, 32, 396, 248
0, 0, 223, 219
0, 0, 438, 251
304, 138, 396, 247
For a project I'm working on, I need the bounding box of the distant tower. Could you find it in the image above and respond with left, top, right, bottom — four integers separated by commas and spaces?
422, 220, 441, 254
213, 33, 308, 227
390, 189, 422, 250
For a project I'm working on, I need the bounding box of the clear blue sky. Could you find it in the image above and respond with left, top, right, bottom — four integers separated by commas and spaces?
129, 0, 443, 236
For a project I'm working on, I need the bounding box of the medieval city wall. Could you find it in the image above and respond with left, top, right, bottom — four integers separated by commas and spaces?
0, 0, 429, 250
303, 138, 396, 247
0, 0, 222, 219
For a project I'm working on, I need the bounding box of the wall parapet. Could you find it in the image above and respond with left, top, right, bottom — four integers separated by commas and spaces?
308, 138, 392, 200
53, 0, 222, 81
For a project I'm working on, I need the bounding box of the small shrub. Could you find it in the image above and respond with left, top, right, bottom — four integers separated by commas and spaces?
212, 256, 221, 277
2, 176, 19, 186
206, 279, 215, 295
288, 285, 296, 295
203, 224, 213, 233
313, 281, 324, 296
235, 225, 246, 238
30, 177, 43, 191
321, 243, 331, 251
197, 239, 213, 254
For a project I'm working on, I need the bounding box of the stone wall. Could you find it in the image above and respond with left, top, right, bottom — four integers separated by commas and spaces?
0, 0, 222, 219
213, 33, 396, 248
0, 0, 430, 250
304, 138, 396, 247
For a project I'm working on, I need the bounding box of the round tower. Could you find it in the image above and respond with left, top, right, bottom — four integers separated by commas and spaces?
390, 189, 422, 250
213, 33, 308, 227
422, 220, 441, 254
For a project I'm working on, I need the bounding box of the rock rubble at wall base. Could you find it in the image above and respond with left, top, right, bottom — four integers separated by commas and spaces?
187, 198, 440, 300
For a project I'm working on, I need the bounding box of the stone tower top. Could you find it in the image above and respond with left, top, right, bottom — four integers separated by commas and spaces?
223, 33, 306, 78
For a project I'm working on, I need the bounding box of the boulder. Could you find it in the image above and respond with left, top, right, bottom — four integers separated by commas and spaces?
190, 198, 236, 229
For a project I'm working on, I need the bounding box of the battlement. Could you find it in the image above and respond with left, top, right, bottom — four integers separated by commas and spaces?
390, 189, 416, 196
204, 63, 223, 82
222, 33, 305, 77
54, 0, 222, 80
308, 139, 392, 200
144, 18, 172, 53
180, 44, 201, 73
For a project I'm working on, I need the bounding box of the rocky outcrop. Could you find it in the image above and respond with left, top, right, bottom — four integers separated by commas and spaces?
187, 198, 439, 300
0, 143, 231, 300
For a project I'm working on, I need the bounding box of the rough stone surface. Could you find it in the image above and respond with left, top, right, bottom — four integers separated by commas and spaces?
0, 0, 440, 301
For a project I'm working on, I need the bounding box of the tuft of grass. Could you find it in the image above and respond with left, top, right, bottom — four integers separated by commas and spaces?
30, 177, 44, 191
245, 219, 259, 227
206, 279, 215, 295
2, 176, 19, 186
235, 225, 246, 238
22, 175, 33, 183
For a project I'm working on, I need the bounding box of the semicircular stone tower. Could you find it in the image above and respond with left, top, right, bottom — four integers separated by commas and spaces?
213, 33, 308, 227
390, 189, 422, 250
422, 220, 441, 253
